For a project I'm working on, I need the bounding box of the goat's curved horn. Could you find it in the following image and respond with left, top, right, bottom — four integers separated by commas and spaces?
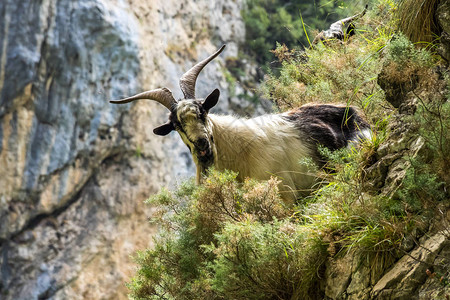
179, 45, 226, 99
109, 87, 176, 110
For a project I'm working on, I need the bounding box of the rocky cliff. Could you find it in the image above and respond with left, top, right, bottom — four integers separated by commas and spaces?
0, 0, 250, 298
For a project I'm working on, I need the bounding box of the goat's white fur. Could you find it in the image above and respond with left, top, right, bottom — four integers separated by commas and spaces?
179, 108, 318, 203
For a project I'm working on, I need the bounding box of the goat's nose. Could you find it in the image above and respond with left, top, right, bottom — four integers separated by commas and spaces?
196, 138, 209, 150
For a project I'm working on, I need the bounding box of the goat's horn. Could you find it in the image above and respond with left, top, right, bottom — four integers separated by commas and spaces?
336, 4, 368, 26
109, 87, 176, 110
179, 45, 226, 99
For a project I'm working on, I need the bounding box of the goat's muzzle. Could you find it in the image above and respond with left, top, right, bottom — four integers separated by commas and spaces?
196, 139, 214, 168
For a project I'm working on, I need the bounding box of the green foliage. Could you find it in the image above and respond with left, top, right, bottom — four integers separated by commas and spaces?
386, 33, 436, 67
382, 33, 449, 183
413, 83, 450, 183
222, 68, 237, 97
263, 38, 391, 123
307, 146, 405, 252
130, 179, 215, 300
242, 0, 365, 65
130, 141, 447, 299
260, 2, 405, 121
130, 146, 446, 299
209, 220, 327, 300
395, 160, 446, 211
128, 170, 307, 299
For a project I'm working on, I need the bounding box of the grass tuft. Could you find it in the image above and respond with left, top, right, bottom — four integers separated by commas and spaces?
397, 0, 441, 44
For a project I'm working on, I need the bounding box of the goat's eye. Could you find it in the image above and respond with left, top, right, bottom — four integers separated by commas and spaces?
210, 136, 214, 143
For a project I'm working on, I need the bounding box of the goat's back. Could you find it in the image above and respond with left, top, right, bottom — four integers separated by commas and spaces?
282, 104, 370, 158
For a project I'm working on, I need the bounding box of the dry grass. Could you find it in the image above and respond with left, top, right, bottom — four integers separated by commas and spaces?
397, 0, 441, 44
197, 172, 290, 233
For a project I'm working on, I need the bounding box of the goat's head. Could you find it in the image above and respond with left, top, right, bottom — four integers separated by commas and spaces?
110, 45, 226, 171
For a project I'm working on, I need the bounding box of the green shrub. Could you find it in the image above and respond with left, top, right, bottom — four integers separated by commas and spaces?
413, 85, 450, 184
209, 220, 327, 300
386, 33, 436, 67
263, 38, 390, 123
128, 170, 298, 299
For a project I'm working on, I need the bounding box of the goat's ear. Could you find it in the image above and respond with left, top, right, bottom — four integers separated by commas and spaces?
202, 89, 220, 112
153, 122, 175, 136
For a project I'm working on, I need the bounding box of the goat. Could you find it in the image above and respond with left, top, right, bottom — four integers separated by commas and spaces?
312, 5, 368, 45
110, 45, 370, 203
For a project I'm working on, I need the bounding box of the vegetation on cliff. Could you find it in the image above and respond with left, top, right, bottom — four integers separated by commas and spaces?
129, 0, 449, 299
242, 0, 361, 65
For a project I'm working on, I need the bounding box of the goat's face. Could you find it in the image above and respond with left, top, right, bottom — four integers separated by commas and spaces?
109, 45, 225, 172
153, 89, 220, 170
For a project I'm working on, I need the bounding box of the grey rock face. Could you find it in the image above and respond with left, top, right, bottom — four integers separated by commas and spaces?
323, 232, 450, 300
0, 0, 248, 298
436, 0, 450, 61
371, 233, 449, 300
0, 0, 140, 239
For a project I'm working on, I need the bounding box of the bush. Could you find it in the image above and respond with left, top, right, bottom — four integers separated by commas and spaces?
413, 82, 450, 184
128, 170, 301, 299
209, 220, 327, 300
262, 32, 391, 123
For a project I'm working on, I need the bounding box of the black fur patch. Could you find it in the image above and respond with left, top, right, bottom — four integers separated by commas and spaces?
169, 112, 183, 132
283, 104, 369, 157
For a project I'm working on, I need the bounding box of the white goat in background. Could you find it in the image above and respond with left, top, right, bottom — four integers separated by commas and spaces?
110, 45, 370, 203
